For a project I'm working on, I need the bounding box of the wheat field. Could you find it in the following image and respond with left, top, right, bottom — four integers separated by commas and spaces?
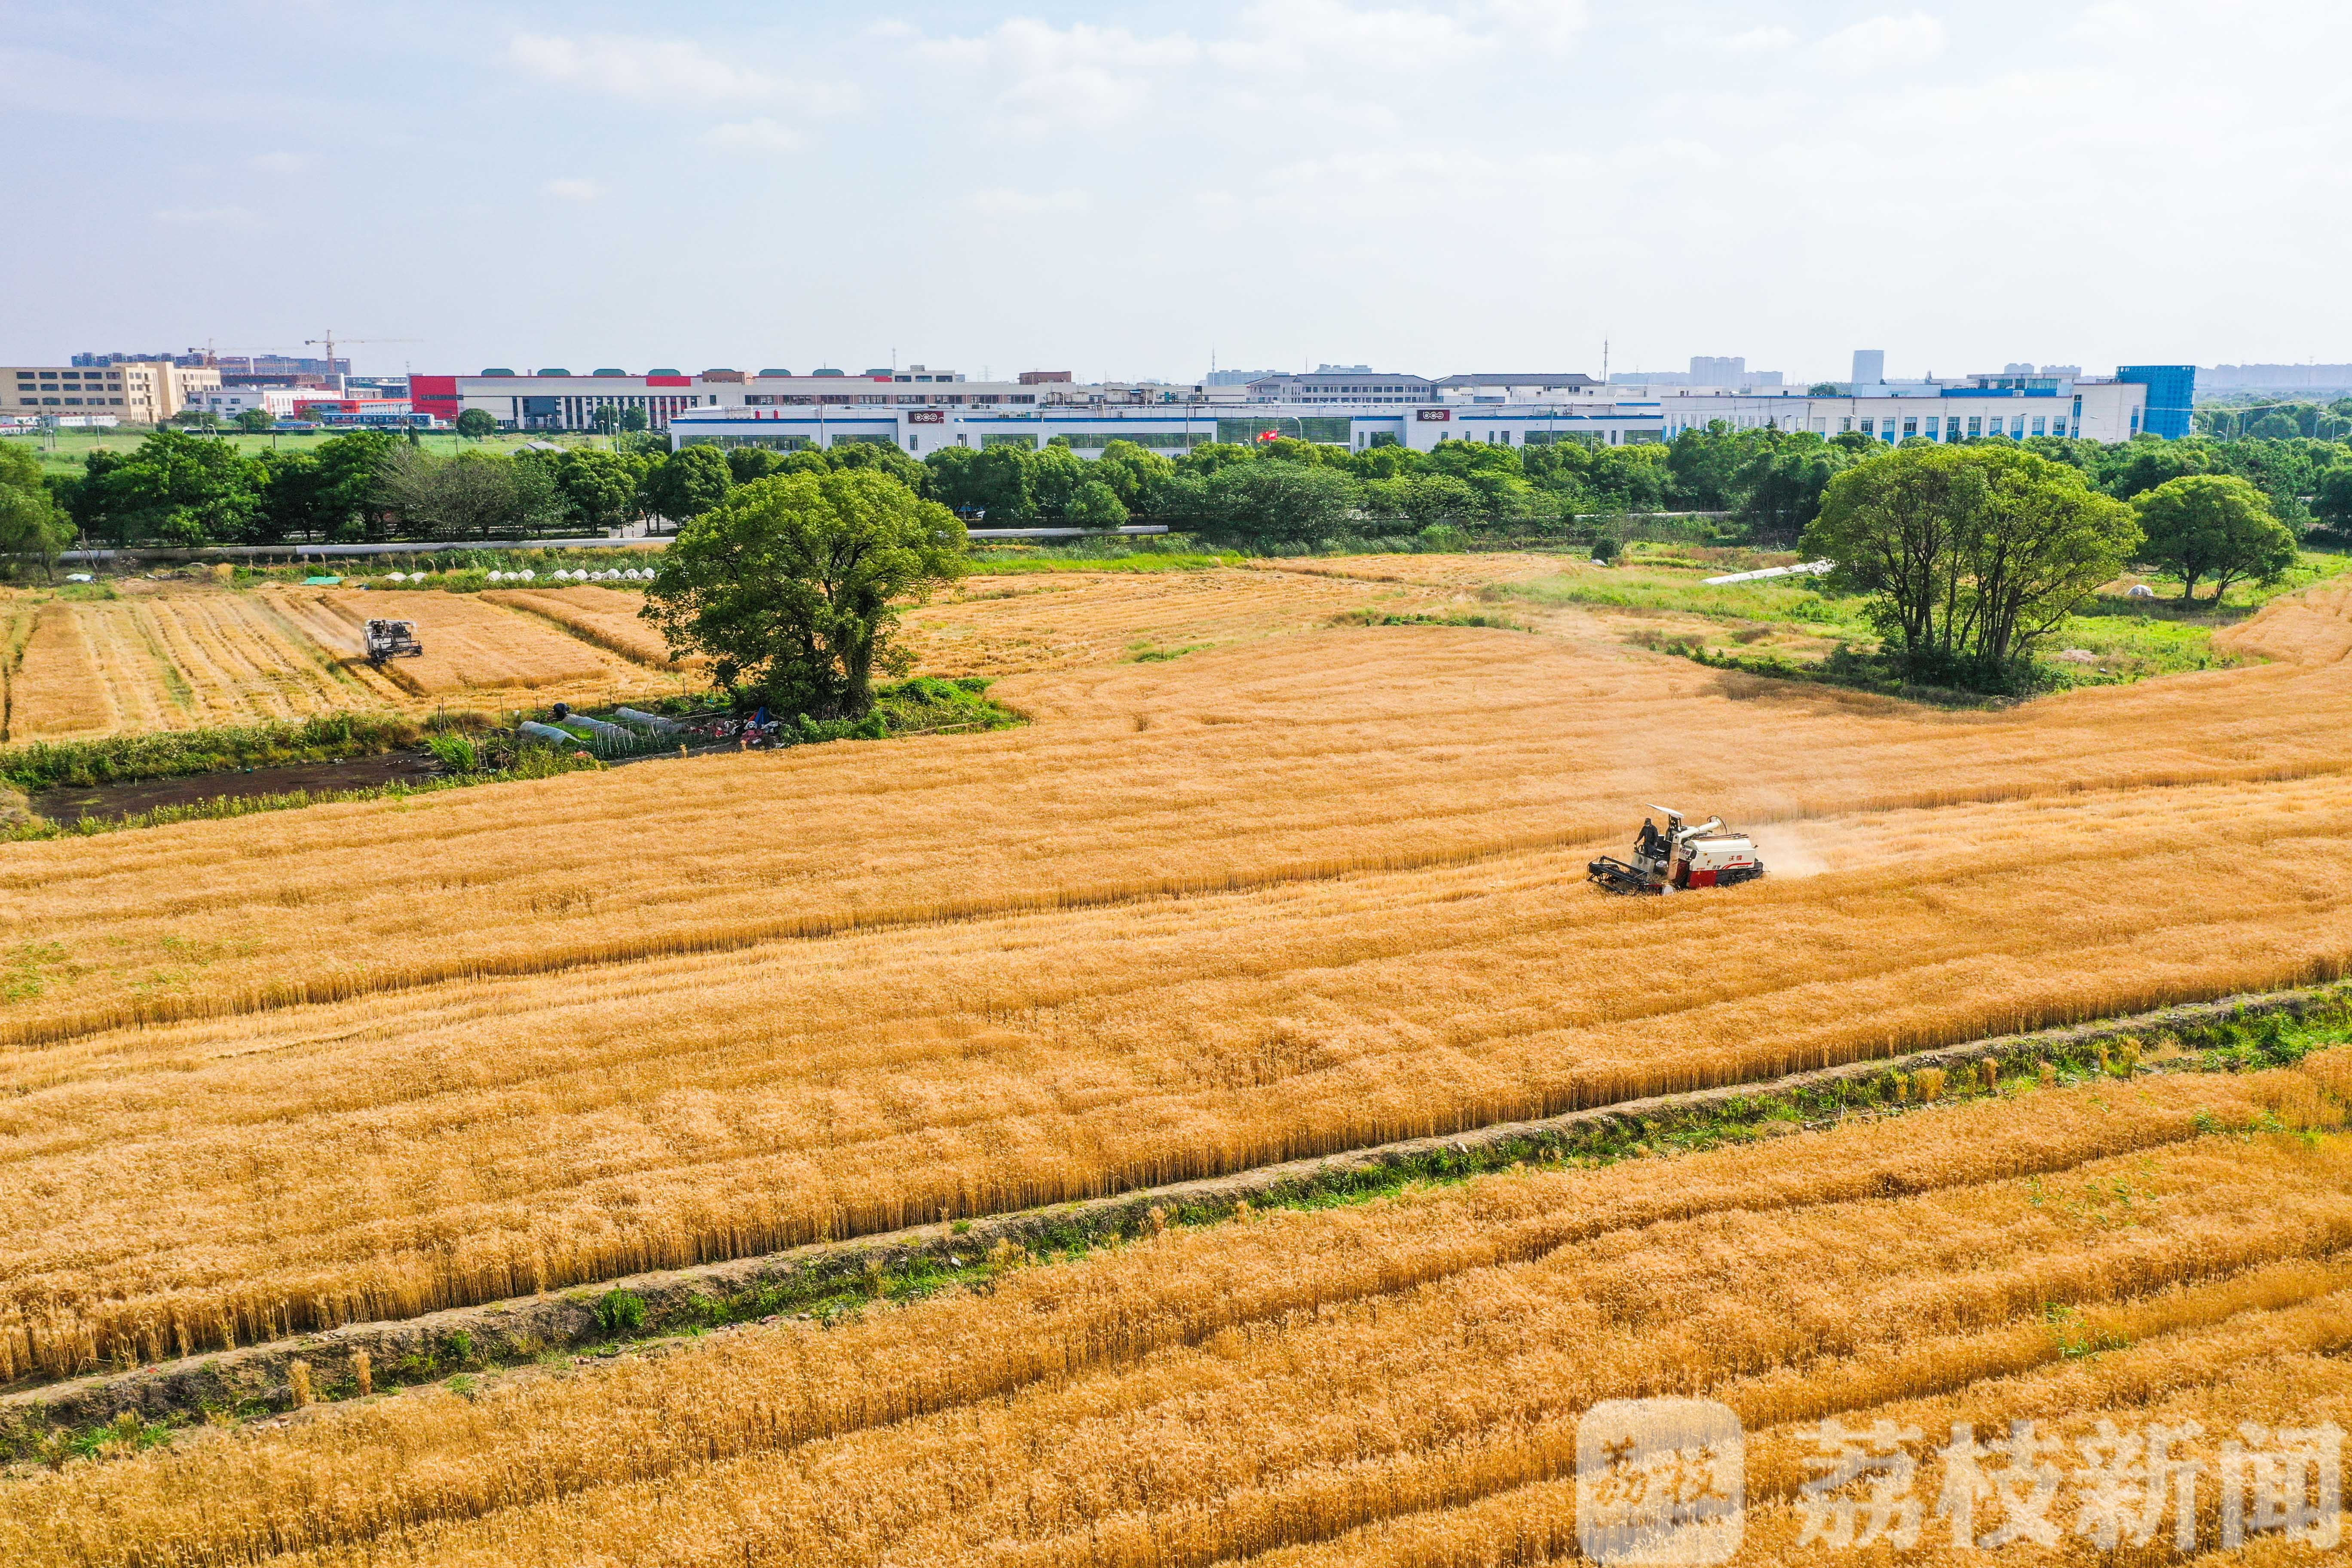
5, 587, 688, 737
3, 1060, 2343, 1567
8, 557, 2352, 1556
4, 570, 2352, 1375
903, 567, 1461, 675
481, 585, 693, 670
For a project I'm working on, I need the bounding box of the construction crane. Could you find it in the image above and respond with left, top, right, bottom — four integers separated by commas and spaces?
304, 331, 422, 392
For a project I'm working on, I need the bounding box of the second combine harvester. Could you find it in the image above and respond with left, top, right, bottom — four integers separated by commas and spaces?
1587, 806, 1766, 895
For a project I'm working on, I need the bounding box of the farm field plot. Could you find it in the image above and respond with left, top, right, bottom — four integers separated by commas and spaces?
1244, 550, 1576, 588
6, 602, 114, 740
6, 591, 403, 741
6, 769, 2352, 1379
263, 587, 683, 703
481, 585, 691, 670
6, 1061, 2346, 1568
8, 573, 2352, 1375
903, 566, 1460, 675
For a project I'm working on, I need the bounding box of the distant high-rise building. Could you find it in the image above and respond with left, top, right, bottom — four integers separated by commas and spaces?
1205, 368, 1277, 386
1851, 349, 1886, 388
2003, 362, 2037, 377
1689, 355, 1745, 386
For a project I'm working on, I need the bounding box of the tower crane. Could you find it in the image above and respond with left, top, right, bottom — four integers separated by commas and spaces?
304, 331, 422, 392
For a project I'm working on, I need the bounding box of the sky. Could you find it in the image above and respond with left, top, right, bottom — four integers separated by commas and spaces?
3, 0, 2346, 384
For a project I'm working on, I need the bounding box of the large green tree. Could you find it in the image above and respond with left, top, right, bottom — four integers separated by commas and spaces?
639, 444, 735, 523
554, 448, 644, 533
0, 444, 74, 576
2315, 464, 2352, 534
2132, 474, 2298, 605
1733, 434, 1860, 541
77, 429, 266, 546
641, 468, 968, 718
1804, 444, 2140, 688
380, 447, 564, 539
1188, 460, 1359, 548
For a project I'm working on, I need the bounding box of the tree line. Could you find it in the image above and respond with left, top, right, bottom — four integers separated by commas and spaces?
24, 419, 2352, 555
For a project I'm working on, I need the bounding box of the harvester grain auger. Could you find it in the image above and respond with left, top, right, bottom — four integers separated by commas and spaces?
1587, 805, 1766, 895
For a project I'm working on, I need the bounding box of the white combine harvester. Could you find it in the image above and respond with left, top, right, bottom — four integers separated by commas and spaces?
1587, 805, 1766, 895
363, 619, 423, 665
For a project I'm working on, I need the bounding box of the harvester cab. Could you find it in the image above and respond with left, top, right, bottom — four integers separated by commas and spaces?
364, 619, 423, 664
1587, 805, 1765, 895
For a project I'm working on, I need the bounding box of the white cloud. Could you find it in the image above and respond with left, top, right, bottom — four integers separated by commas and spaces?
918, 19, 1197, 132
543, 178, 603, 201
154, 205, 253, 226
963, 187, 1091, 215
508, 33, 777, 100
1478, 0, 1589, 52
247, 151, 316, 174
1717, 26, 1796, 52
2070, 2, 2156, 42
1212, 1, 1489, 72
704, 118, 802, 153
1815, 14, 1945, 75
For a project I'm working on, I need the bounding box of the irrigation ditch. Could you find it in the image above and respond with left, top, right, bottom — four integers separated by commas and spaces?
6, 979, 2346, 1460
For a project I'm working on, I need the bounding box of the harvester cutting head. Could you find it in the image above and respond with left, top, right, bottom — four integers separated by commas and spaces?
1587, 805, 1765, 895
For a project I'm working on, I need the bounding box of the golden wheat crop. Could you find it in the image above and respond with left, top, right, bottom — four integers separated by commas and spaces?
6, 769, 2352, 1379
481, 585, 692, 670
6, 563, 2352, 1375
2, 1063, 2342, 1568
272, 587, 664, 698
6, 601, 116, 739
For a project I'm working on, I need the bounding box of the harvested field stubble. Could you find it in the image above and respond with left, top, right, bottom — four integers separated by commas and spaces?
904, 567, 1461, 674
481, 585, 691, 670
2, 1065, 2344, 1568
277, 588, 657, 697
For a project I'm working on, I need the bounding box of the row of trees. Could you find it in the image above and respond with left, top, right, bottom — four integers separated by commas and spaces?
36, 418, 2352, 553
2192, 397, 2352, 442
645, 440, 2301, 721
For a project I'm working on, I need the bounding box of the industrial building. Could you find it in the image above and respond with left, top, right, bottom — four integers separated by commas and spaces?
1652, 370, 2173, 445
668, 395, 1666, 457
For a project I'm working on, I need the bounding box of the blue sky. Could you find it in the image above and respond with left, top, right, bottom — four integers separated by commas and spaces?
3, 1, 2344, 383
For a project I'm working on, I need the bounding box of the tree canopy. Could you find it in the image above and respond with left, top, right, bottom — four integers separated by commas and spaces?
1804, 445, 2141, 689
640, 468, 968, 718
2132, 475, 2298, 605
0, 444, 73, 574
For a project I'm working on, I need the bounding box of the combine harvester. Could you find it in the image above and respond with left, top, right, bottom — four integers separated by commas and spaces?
363, 618, 423, 665
1587, 806, 1766, 895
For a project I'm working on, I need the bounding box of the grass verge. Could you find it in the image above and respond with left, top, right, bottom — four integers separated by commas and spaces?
0, 712, 478, 793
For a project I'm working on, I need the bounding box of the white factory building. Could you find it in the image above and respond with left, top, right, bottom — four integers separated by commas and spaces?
669, 396, 1669, 458
1651, 372, 2153, 445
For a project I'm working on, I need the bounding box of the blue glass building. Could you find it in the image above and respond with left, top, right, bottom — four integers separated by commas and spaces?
2116, 365, 2196, 439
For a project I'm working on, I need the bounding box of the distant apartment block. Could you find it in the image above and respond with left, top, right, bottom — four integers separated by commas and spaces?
3, 360, 218, 421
